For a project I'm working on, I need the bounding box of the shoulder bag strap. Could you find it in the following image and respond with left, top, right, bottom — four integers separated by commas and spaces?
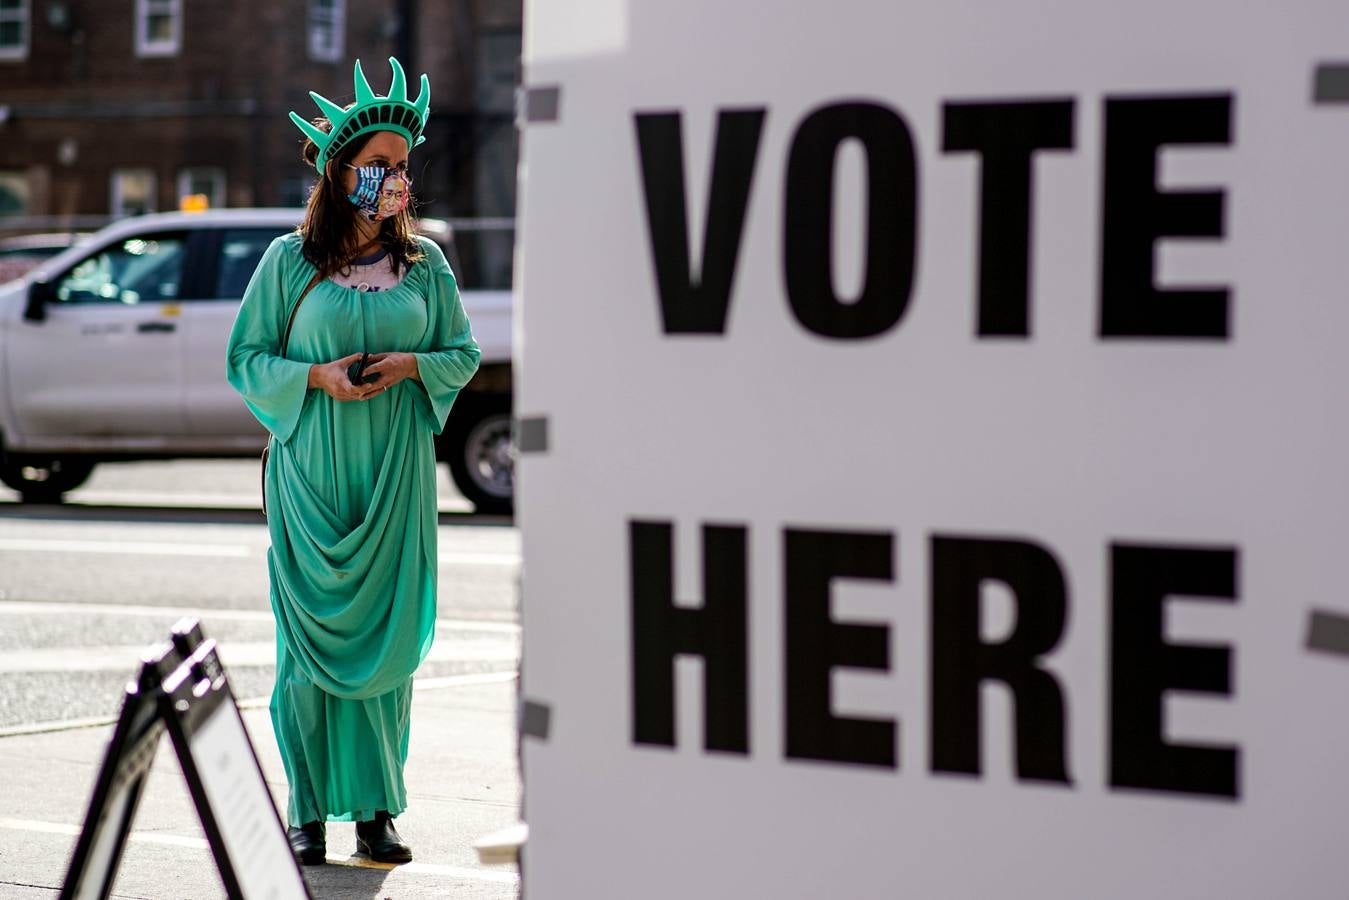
262, 269, 322, 518
280, 270, 324, 358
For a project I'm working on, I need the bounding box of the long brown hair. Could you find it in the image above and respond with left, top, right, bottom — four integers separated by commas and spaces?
298, 116, 425, 279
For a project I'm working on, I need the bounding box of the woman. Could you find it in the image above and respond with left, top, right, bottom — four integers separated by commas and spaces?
225, 57, 480, 865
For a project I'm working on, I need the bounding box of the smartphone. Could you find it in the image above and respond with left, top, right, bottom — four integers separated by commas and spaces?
346, 352, 382, 385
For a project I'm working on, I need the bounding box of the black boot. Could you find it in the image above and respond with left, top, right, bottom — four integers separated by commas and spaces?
355, 810, 413, 863
286, 821, 327, 866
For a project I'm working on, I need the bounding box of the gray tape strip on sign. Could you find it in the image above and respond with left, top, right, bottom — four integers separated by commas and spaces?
525, 86, 562, 123
516, 416, 549, 454
521, 700, 552, 740
1306, 610, 1349, 658
1313, 63, 1349, 103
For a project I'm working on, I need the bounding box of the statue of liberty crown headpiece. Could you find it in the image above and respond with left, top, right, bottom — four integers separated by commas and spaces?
289, 56, 430, 169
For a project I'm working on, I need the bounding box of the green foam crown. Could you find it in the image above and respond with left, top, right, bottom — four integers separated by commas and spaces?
289, 56, 430, 168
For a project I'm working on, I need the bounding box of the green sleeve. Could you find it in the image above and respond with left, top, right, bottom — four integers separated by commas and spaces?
224, 236, 315, 445
411, 240, 482, 434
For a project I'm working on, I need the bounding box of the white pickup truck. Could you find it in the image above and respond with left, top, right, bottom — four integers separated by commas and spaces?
0, 209, 514, 512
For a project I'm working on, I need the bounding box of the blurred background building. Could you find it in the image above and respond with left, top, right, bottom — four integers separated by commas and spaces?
0, 0, 520, 287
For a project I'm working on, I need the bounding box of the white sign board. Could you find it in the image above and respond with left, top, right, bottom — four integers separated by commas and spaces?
191, 702, 310, 900
516, 2, 1349, 897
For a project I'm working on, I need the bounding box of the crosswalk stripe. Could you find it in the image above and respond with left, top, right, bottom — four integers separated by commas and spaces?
0, 538, 250, 557
0, 672, 519, 738
0, 817, 519, 883
0, 600, 521, 633
0, 536, 521, 567
0, 639, 519, 673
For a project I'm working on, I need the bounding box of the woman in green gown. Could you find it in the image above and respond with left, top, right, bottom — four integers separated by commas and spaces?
225, 57, 480, 865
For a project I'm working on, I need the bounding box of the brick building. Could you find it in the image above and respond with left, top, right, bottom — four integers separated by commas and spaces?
0, 0, 521, 284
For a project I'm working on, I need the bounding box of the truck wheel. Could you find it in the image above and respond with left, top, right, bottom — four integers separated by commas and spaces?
444, 400, 515, 515
0, 456, 95, 504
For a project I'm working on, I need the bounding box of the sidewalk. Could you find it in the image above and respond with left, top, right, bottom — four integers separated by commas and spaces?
0, 677, 522, 899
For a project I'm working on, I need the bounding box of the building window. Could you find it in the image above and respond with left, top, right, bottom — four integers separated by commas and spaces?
135, 0, 181, 58
110, 169, 157, 218
471, 29, 522, 288
0, 170, 28, 214
477, 30, 521, 115
308, 0, 344, 62
177, 167, 226, 210
0, 0, 29, 61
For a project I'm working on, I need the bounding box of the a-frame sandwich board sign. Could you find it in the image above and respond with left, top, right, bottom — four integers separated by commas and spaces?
61, 619, 312, 900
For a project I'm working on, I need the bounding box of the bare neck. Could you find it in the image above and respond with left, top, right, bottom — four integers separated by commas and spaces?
351, 216, 382, 250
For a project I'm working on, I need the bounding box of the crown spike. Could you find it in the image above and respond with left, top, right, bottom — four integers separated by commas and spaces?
353, 59, 377, 105
412, 73, 431, 119
388, 56, 407, 102
309, 91, 348, 125
288, 111, 331, 150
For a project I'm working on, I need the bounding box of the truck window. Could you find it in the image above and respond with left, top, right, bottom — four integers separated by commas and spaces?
55, 233, 188, 305
214, 228, 291, 299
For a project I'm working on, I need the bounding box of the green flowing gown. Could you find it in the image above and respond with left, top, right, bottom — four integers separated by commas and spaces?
225, 233, 480, 824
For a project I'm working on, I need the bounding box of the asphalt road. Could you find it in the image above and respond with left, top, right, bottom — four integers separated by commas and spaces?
0, 458, 520, 732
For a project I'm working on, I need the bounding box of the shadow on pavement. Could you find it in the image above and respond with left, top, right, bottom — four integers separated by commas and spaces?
0, 501, 515, 528
303, 861, 393, 899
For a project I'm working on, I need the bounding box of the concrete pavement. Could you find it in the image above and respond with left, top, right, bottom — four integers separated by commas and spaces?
0, 675, 522, 899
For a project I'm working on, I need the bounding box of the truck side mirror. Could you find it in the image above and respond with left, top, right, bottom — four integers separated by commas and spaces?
23, 280, 53, 323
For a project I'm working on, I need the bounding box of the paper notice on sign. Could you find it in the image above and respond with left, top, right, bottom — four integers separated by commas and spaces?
190, 702, 307, 900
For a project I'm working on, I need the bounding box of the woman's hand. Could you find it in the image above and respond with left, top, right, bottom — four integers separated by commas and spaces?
360, 352, 421, 396
308, 353, 384, 402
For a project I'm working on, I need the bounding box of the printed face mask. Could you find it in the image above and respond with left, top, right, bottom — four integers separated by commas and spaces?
346, 165, 412, 222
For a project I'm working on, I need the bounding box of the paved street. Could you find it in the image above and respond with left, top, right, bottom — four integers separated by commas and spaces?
0, 459, 522, 898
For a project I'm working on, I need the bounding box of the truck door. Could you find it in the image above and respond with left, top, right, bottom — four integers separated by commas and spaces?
180, 227, 292, 441
7, 230, 191, 438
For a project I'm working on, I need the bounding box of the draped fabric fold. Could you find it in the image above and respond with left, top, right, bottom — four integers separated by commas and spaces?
225, 233, 480, 823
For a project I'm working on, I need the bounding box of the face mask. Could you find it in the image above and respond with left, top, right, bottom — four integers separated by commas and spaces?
346, 165, 412, 222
